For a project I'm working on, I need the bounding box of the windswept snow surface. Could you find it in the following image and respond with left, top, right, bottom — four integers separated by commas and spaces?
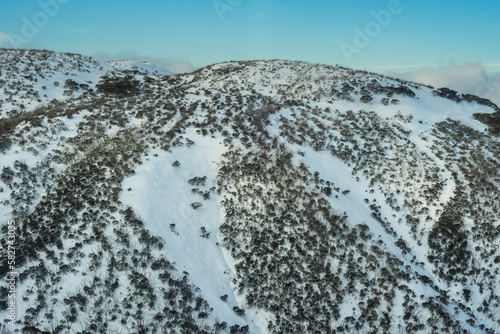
121, 130, 267, 333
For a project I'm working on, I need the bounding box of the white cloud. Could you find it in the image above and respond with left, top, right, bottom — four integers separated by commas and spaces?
0, 32, 16, 46
385, 63, 500, 106
92, 52, 196, 74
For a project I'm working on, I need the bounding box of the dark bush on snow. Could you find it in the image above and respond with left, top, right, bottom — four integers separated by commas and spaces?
96, 75, 141, 96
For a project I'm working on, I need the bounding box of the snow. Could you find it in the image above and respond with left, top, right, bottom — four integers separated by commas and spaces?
290, 144, 483, 331
0, 50, 172, 120
121, 129, 266, 333
108, 60, 173, 76
0, 51, 497, 332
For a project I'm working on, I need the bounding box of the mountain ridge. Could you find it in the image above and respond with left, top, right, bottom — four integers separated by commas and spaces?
0, 48, 498, 333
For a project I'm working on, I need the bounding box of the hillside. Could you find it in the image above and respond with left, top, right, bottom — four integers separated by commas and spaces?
0, 49, 499, 334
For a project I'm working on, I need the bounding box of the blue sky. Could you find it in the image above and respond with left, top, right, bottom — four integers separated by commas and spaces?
0, 0, 499, 74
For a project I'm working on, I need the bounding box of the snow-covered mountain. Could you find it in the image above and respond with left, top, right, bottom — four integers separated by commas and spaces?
0, 49, 172, 120
0, 49, 498, 333
107, 60, 173, 76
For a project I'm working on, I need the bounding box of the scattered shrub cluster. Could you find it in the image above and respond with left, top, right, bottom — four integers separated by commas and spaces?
217, 147, 470, 333
0, 50, 497, 333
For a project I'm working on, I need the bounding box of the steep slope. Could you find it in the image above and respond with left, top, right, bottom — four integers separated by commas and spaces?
0, 50, 498, 333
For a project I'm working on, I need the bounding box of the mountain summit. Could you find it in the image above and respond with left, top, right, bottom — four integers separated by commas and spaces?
0, 49, 498, 333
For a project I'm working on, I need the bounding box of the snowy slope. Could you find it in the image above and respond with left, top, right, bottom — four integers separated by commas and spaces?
108, 60, 173, 76
0, 49, 172, 119
0, 50, 498, 333
121, 129, 268, 333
